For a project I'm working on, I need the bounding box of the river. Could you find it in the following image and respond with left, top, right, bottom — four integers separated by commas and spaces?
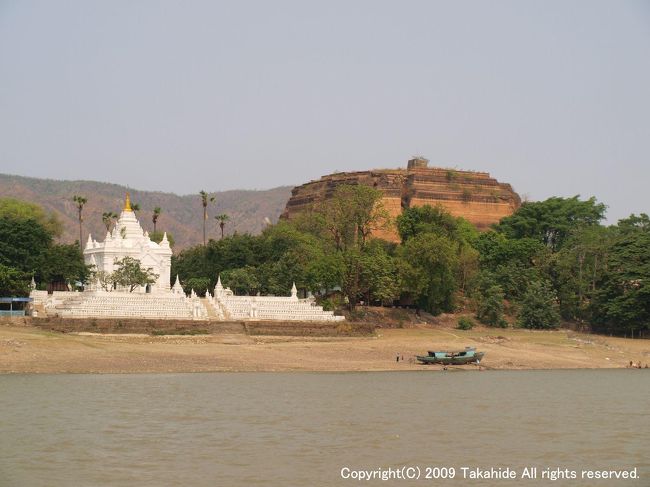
0, 370, 648, 486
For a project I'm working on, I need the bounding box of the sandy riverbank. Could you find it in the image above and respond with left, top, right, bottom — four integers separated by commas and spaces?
1, 323, 649, 374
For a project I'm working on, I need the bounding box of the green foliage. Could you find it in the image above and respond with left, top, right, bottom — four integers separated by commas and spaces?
184, 277, 211, 297
495, 196, 606, 252
398, 232, 458, 314
221, 266, 259, 295
359, 240, 400, 304
215, 213, 230, 238
396, 207, 479, 294
552, 225, 613, 319
517, 280, 561, 329
318, 294, 344, 312
40, 244, 91, 285
0, 264, 30, 296
167, 190, 648, 334
476, 232, 544, 269
112, 256, 159, 292
616, 213, 650, 233
150, 231, 175, 248
0, 198, 63, 237
397, 204, 463, 243
93, 270, 115, 292
0, 216, 52, 273
475, 280, 507, 327
457, 316, 474, 330
102, 212, 118, 230
0, 202, 89, 292
590, 223, 650, 336
474, 232, 546, 300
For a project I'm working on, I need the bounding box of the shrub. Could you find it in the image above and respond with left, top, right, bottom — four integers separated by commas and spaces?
457, 316, 474, 330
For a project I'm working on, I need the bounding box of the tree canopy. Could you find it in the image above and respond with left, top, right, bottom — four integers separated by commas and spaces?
495, 196, 606, 252
0, 198, 63, 237
112, 257, 159, 292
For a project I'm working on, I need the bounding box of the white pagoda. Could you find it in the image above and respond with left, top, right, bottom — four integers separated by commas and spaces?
30, 193, 343, 322
83, 193, 171, 293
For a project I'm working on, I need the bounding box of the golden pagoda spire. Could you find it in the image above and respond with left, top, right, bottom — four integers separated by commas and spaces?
124, 192, 132, 212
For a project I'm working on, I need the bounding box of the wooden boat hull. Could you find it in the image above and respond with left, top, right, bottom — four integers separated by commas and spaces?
417, 352, 484, 365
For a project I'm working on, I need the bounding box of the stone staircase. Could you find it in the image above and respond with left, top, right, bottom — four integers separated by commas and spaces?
201, 297, 225, 320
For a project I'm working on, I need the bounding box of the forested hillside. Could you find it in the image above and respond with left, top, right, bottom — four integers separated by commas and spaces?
0, 174, 291, 249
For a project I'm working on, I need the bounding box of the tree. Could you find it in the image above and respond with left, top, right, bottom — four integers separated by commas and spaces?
0, 264, 30, 296
0, 198, 62, 237
474, 232, 546, 301
92, 270, 116, 292
318, 185, 389, 251
475, 279, 507, 327
112, 256, 159, 292
102, 212, 118, 231
0, 201, 87, 290
152, 207, 161, 234
215, 214, 230, 239
199, 190, 215, 245
553, 225, 613, 319
616, 213, 650, 234
359, 240, 400, 305
72, 195, 87, 249
221, 266, 259, 295
590, 221, 650, 337
517, 280, 561, 329
398, 233, 459, 314
0, 216, 52, 274
397, 204, 462, 243
131, 202, 141, 215
457, 244, 479, 294
312, 185, 389, 308
495, 196, 606, 252
39, 244, 91, 287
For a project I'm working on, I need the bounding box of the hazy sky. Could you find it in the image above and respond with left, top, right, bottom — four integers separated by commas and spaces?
1, 0, 648, 222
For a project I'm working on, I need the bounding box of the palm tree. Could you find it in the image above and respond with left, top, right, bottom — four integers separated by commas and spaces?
102, 211, 118, 231
131, 202, 140, 216
152, 207, 161, 234
72, 195, 87, 249
199, 190, 215, 245
215, 214, 230, 239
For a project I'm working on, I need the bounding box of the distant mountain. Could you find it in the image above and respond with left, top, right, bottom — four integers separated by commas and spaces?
0, 174, 292, 250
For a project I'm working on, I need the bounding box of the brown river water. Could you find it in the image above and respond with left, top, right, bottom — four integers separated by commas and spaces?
0, 370, 648, 486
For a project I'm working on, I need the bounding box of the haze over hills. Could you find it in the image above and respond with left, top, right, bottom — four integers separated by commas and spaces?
0, 174, 292, 250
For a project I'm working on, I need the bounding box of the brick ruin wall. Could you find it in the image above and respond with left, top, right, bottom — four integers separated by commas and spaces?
281, 166, 521, 241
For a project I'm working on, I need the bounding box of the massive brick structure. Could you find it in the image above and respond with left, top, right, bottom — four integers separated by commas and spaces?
281, 157, 521, 241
